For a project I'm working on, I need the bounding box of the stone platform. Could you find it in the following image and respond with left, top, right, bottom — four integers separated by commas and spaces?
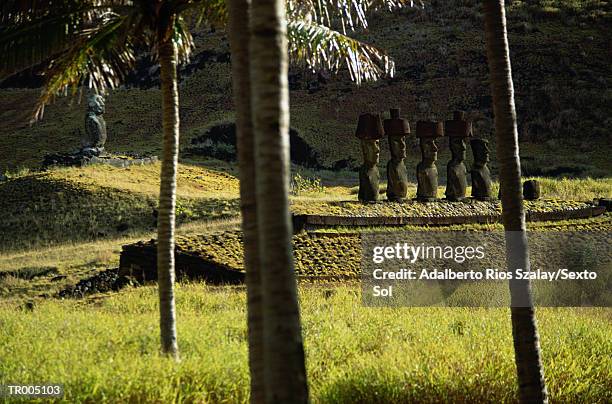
42, 151, 158, 169
292, 200, 606, 231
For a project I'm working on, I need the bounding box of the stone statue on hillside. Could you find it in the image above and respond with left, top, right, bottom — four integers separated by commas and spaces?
470, 138, 493, 200
82, 94, 107, 153
444, 111, 472, 201
41, 93, 158, 169
356, 113, 384, 202
384, 108, 410, 202
416, 121, 443, 202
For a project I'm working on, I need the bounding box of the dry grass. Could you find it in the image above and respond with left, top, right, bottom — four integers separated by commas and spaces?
293, 177, 612, 203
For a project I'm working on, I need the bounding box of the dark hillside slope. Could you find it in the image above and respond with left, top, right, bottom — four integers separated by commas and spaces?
0, 0, 609, 176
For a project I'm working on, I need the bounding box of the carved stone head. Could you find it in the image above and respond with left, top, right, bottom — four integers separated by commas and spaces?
87, 94, 105, 115
420, 138, 438, 165
361, 139, 380, 167
389, 136, 406, 160
471, 138, 490, 166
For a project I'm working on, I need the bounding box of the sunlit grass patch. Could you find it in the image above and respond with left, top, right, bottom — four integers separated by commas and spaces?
0, 285, 609, 402
0, 163, 240, 251
295, 177, 612, 203
528, 177, 612, 201
49, 162, 239, 199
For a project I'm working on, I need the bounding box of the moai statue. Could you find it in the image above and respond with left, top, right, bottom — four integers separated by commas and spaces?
82, 93, 107, 153
356, 113, 384, 202
415, 121, 443, 202
470, 138, 493, 200
384, 108, 410, 202
444, 111, 472, 201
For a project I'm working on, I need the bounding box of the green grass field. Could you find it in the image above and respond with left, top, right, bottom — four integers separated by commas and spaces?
0, 285, 610, 403
0, 163, 240, 251
0, 167, 609, 402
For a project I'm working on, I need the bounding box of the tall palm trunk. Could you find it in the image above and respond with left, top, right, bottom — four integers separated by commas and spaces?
157, 37, 180, 360
228, 1, 265, 402
483, 1, 547, 402
250, 0, 309, 402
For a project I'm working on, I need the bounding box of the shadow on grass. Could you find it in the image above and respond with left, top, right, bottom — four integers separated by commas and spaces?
0, 174, 240, 252
317, 370, 517, 403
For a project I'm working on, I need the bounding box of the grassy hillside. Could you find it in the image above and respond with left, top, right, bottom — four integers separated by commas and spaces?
0, 163, 240, 251
0, 0, 609, 177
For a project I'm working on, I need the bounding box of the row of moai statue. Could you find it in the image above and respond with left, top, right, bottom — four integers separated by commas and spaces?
356, 109, 492, 203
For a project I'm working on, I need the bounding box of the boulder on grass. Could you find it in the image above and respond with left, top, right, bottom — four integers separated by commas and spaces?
523, 180, 541, 200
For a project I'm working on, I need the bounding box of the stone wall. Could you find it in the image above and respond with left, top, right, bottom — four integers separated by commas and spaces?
293, 205, 606, 231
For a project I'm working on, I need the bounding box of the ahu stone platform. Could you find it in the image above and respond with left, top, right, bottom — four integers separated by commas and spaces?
291, 199, 606, 230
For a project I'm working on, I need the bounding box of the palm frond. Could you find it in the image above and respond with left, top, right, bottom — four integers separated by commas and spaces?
3, 1, 194, 122
0, 0, 133, 21
0, 0, 135, 79
5, 0, 409, 122
287, 0, 421, 33
1, 0, 79, 23
288, 19, 394, 84
1, 5, 87, 78
32, 11, 141, 122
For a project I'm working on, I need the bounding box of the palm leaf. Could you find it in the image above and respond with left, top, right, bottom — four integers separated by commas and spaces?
0, 0, 134, 78
287, 0, 421, 33
288, 19, 394, 84
146, 14, 194, 65
1, 4, 88, 77
3, 0, 410, 121
2, 1, 194, 121
32, 12, 141, 121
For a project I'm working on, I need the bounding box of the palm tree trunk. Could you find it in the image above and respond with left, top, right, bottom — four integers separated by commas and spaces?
228, 1, 265, 402
250, 0, 309, 402
483, 1, 547, 402
157, 37, 180, 360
